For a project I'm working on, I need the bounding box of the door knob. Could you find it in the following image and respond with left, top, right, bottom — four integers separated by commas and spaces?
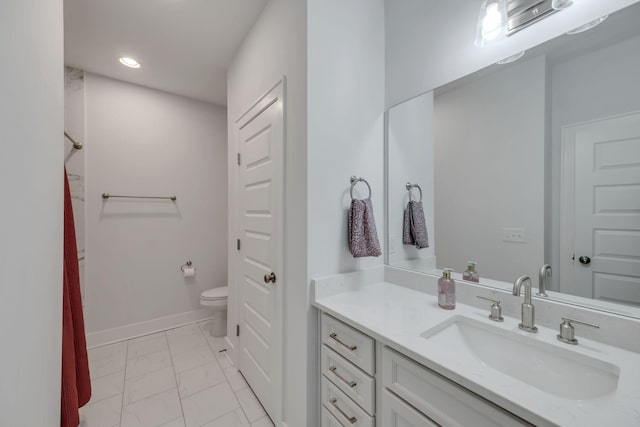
264, 272, 276, 284
578, 256, 591, 265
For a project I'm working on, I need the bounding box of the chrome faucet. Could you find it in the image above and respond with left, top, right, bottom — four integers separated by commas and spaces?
513, 275, 538, 333
537, 264, 551, 297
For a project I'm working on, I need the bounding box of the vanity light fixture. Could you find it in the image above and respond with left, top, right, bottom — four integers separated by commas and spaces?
476, 0, 571, 47
119, 57, 141, 69
496, 50, 526, 64
566, 15, 608, 34
474, 0, 509, 47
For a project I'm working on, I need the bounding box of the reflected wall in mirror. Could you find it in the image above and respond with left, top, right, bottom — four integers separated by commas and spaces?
386, 2, 640, 317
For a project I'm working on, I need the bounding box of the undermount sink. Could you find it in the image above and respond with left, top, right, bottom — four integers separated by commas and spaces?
420, 316, 620, 400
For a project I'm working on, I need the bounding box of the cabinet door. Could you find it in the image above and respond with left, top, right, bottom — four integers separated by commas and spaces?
321, 313, 375, 375
382, 347, 534, 427
322, 405, 346, 427
322, 345, 375, 415
380, 389, 439, 427
321, 377, 375, 427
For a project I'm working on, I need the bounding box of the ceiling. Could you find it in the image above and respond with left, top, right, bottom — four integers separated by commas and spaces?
435, 1, 640, 97
64, 0, 269, 105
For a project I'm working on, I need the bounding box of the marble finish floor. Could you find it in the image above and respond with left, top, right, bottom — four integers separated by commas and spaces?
80, 321, 274, 427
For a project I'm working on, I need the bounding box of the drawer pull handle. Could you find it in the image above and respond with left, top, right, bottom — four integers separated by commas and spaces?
329, 397, 357, 424
329, 366, 357, 388
329, 333, 357, 351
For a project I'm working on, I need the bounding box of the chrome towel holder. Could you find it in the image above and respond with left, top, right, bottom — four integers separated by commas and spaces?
350, 176, 372, 200
64, 131, 83, 150
406, 182, 423, 203
102, 193, 177, 201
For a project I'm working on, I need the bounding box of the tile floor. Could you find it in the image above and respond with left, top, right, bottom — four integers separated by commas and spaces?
79, 320, 274, 427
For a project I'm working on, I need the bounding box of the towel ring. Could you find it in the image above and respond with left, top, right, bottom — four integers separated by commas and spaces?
350, 176, 372, 200
406, 182, 423, 203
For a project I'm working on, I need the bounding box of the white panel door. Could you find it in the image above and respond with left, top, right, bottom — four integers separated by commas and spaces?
236, 81, 284, 423
574, 112, 640, 304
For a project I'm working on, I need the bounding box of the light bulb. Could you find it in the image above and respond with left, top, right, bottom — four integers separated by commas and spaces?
483, 4, 503, 40
475, 0, 508, 47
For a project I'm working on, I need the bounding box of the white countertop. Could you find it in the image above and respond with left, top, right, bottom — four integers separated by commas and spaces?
313, 280, 640, 427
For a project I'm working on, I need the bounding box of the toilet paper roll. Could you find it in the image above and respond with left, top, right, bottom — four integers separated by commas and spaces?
183, 267, 196, 278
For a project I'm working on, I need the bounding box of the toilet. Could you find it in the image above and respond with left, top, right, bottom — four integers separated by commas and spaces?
200, 286, 228, 337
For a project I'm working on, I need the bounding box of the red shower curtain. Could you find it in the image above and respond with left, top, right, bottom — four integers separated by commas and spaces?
61, 168, 91, 427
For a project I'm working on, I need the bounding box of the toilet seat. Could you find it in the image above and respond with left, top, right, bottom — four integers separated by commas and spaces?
201, 286, 228, 301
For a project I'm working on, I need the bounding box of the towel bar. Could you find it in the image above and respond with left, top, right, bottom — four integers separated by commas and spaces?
64, 131, 83, 150
102, 193, 177, 201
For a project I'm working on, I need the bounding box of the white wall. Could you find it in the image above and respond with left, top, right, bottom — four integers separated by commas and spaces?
549, 34, 640, 289
434, 55, 546, 282
228, 1, 385, 425
387, 92, 436, 269
84, 74, 227, 343
385, 0, 640, 107
308, 2, 385, 426
308, 0, 386, 276
0, 1, 64, 425
226, 0, 308, 425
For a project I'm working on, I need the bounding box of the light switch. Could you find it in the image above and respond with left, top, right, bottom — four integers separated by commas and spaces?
502, 227, 526, 243
389, 234, 397, 254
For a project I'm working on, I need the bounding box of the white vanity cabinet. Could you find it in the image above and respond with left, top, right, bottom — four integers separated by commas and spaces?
321, 312, 375, 375
319, 312, 535, 427
320, 313, 376, 426
322, 345, 376, 414
381, 347, 534, 427
322, 405, 349, 427
380, 388, 438, 427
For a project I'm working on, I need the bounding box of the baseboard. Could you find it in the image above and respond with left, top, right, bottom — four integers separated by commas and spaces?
86, 308, 213, 348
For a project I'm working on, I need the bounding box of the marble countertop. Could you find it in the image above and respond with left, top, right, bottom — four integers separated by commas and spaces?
313, 280, 640, 427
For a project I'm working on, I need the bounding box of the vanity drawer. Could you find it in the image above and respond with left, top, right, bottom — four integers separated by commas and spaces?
381, 346, 534, 427
321, 345, 375, 415
380, 389, 438, 427
322, 376, 374, 427
322, 405, 346, 427
321, 313, 375, 375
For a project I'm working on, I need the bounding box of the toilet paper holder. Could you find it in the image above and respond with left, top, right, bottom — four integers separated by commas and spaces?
180, 260, 195, 272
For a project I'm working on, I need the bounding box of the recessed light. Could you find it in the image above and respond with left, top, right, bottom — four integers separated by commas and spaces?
566, 15, 608, 35
119, 57, 141, 69
552, 0, 573, 10
496, 51, 526, 64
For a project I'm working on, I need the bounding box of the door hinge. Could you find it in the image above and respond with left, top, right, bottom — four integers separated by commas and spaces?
237, 239, 241, 251
237, 153, 241, 165
236, 324, 240, 337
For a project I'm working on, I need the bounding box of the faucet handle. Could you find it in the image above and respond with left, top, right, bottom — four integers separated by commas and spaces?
476, 296, 504, 322
557, 317, 600, 345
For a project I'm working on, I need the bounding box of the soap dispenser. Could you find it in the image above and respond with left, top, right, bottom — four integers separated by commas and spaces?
438, 269, 456, 310
463, 261, 479, 283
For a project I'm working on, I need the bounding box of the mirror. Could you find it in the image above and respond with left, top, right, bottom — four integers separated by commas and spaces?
386, 2, 640, 317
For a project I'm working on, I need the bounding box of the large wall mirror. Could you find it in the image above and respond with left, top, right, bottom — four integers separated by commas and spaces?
386, 2, 640, 317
